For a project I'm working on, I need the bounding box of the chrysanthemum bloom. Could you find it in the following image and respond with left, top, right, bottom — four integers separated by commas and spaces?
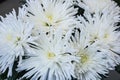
17, 30, 79, 80
0, 8, 38, 77
67, 28, 108, 80
25, 0, 78, 32
76, 0, 112, 13
77, 0, 120, 69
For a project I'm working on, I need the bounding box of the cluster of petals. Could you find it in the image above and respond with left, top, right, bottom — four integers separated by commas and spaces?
0, 0, 120, 80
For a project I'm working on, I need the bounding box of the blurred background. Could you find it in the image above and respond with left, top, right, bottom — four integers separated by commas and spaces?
0, 0, 22, 16
0, 0, 120, 80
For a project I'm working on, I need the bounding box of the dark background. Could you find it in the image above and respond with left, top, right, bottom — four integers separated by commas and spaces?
0, 0, 120, 80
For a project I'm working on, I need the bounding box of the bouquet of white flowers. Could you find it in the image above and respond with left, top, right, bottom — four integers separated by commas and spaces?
0, 0, 120, 80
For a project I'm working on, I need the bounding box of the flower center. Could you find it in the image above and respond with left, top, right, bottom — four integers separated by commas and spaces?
104, 33, 109, 39
6, 34, 12, 41
47, 15, 53, 21
6, 34, 21, 45
80, 54, 88, 64
47, 52, 56, 59
44, 14, 54, 26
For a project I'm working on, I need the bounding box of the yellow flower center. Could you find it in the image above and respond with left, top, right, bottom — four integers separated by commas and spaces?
104, 33, 109, 39
47, 15, 53, 21
47, 52, 56, 59
80, 54, 88, 64
44, 14, 54, 26
6, 34, 12, 41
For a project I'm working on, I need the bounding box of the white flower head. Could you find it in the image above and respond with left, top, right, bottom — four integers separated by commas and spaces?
102, 1, 120, 24
68, 28, 108, 80
0, 7, 37, 77
17, 30, 79, 80
25, 0, 78, 32
77, 1, 120, 69
77, 0, 112, 13
77, 2, 120, 50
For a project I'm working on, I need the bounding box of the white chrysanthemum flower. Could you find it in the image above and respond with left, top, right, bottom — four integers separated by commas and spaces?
0, 8, 37, 77
68, 28, 108, 80
102, 1, 120, 24
17, 30, 79, 80
25, 0, 78, 32
77, 0, 112, 13
77, 1, 120, 69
